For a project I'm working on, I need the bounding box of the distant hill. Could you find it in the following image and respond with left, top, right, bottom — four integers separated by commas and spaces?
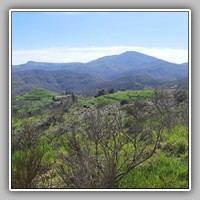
12, 69, 104, 97
12, 61, 85, 73
12, 51, 188, 97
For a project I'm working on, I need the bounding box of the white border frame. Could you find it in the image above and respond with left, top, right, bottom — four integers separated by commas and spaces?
9, 9, 191, 192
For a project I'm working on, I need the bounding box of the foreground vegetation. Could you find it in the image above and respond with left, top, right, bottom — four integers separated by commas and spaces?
11, 88, 189, 189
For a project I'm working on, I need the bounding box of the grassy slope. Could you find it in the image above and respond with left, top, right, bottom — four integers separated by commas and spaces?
12, 89, 189, 189
13, 89, 57, 113
119, 125, 188, 188
81, 90, 155, 107
16, 88, 57, 101
80, 90, 189, 188
12, 89, 58, 132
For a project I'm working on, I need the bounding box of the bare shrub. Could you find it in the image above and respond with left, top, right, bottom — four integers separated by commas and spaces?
56, 94, 171, 188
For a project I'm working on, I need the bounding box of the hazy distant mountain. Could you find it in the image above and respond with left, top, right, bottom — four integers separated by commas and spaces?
81, 51, 154, 79
12, 51, 188, 80
12, 61, 85, 72
12, 51, 188, 97
85, 51, 188, 80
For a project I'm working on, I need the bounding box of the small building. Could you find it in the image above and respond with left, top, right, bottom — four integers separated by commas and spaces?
53, 94, 73, 101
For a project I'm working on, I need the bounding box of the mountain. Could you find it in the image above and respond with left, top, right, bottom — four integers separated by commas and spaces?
13, 51, 188, 80
12, 61, 85, 73
86, 51, 188, 80
12, 51, 188, 97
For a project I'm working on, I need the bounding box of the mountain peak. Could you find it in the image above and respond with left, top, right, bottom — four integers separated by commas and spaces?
25, 61, 42, 66
26, 61, 37, 64
120, 51, 159, 59
89, 50, 165, 67
121, 51, 141, 55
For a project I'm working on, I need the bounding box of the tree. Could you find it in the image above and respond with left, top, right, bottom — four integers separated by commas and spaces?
108, 88, 115, 94
95, 89, 105, 98
71, 92, 76, 102
56, 92, 174, 188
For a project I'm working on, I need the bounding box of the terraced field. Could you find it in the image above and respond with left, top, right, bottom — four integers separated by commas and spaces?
81, 90, 155, 107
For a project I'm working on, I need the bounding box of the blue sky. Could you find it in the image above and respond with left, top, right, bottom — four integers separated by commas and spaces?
12, 11, 189, 64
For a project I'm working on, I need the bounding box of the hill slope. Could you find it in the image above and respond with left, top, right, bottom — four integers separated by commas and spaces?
12, 69, 104, 97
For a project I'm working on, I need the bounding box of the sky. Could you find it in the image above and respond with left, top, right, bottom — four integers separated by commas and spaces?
11, 11, 189, 65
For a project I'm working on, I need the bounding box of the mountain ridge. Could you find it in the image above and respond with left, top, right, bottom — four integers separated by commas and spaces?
13, 51, 184, 66
12, 51, 188, 97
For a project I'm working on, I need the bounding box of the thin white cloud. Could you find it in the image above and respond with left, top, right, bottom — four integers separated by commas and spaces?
12, 46, 188, 65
